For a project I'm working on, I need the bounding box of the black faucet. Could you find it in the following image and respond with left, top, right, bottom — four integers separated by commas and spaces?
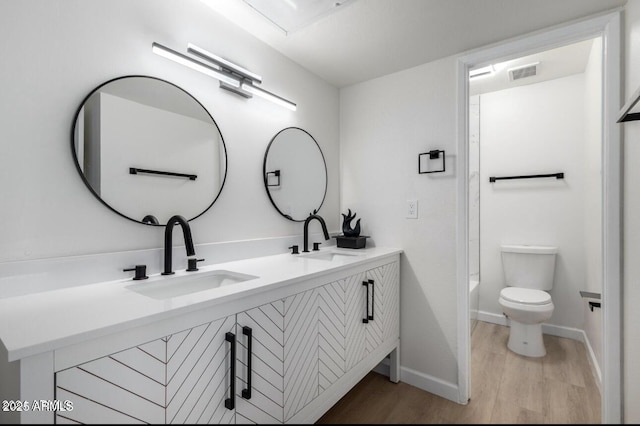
162, 215, 196, 275
303, 212, 330, 253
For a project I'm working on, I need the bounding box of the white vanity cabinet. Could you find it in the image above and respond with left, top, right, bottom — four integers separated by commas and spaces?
345, 262, 400, 370
164, 291, 321, 425
1, 250, 400, 424
54, 315, 238, 424
53, 288, 321, 425
55, 336, 168, 424
315, 262, 401, 396
235, 287, 320, 424
164, 315, 237, 424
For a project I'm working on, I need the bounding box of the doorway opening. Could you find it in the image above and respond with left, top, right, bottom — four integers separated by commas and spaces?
467, 36, 603, 422
456, 11, 621, 423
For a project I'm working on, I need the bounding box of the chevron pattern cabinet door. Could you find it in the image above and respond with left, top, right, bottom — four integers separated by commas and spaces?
235, 300, 285, 424
317, 279, 347, 394
364, 266, 385, 356
166, 315, 236, 424
283, 288, 319, 421
55, 315, 238, 425
365, 262, 400, 355
381, 261, 400, 342
344, 271, 367, 370
55, 338, 167, 424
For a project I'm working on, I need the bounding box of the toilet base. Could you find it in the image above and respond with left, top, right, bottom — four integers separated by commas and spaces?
507, 320, 546, 357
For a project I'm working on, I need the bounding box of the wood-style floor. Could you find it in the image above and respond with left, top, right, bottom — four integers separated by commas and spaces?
317, 321, 601, 424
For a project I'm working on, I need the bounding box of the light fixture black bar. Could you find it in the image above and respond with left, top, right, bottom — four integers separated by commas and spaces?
489, 172, 564, 183
129, 167, 197, 180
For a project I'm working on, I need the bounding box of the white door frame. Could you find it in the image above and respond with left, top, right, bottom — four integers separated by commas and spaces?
455, 10, 622, 423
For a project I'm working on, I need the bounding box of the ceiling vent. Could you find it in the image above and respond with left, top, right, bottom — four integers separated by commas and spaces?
508, 62, 539, 81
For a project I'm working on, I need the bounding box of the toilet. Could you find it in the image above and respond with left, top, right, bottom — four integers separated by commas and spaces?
498, 244, 557, 357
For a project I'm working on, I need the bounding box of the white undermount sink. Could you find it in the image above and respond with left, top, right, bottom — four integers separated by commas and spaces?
126, 269, 259, 300
301, 250, 363, 261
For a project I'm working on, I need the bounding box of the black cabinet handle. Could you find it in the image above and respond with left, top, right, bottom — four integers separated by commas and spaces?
225, 332, 236, 410
362, 281, 369, 323
368, 279, 375, 321
242, 326, 252, 399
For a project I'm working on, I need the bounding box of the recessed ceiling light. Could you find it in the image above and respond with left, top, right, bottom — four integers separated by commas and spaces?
242, 0, 357, 34
469, 65, 495, 79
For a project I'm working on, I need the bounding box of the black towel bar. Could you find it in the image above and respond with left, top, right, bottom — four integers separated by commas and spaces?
129, 167, 197, 180
489, 172, 564, 183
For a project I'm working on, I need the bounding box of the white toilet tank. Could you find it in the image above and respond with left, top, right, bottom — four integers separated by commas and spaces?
501, 245, 558, 290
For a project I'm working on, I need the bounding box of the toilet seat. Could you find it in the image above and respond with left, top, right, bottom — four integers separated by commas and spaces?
500, 287, 551, 305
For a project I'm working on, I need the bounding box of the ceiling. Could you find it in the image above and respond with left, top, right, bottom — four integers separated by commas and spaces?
200, 0, 626, 88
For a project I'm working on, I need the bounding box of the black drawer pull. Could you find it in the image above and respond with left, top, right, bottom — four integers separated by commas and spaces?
362, 281, 369, 323
242, 326, 252, 399
225, 332, 236, 410
369, 279, 375, 321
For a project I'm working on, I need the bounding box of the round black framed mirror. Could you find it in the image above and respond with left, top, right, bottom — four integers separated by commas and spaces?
71, 75, 227, 226
263, 127, 327, 222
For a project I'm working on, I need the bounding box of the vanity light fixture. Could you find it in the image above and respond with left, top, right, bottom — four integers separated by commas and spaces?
152, 42, 240, 88
153, 41, 296, 111
241, 81, 297, 111
187, 43, 263, 84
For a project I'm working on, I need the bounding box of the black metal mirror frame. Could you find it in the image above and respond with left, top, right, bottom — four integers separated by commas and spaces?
262, 127, 328, 222
70, 75, 228, 226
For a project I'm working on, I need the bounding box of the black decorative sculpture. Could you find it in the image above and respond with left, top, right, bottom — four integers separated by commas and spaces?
341, 209, 361, 237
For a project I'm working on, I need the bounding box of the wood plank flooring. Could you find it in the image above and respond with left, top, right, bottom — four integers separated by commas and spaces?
317, 321, 601, 424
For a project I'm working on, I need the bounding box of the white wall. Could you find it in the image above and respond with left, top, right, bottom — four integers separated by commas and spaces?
0, 0, 340, 264
478, 74, 588, 330
341, 56, 459, 387
624, 1, 640, 422
340, 20, 617, 406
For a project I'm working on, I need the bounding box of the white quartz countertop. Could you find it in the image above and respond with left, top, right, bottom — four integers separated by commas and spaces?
0, 247, 401, 362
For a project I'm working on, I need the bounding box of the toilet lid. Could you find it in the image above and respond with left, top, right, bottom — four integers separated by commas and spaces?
500, 287, 551, 305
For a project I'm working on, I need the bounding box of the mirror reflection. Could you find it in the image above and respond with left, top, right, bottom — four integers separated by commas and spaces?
72, 76, 227, 225
263, 127, 327, 222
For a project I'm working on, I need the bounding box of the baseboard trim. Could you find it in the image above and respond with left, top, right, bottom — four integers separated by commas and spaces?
581, 328, 603, 393
399, 365, 460, 404
371, 357, 460, 404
